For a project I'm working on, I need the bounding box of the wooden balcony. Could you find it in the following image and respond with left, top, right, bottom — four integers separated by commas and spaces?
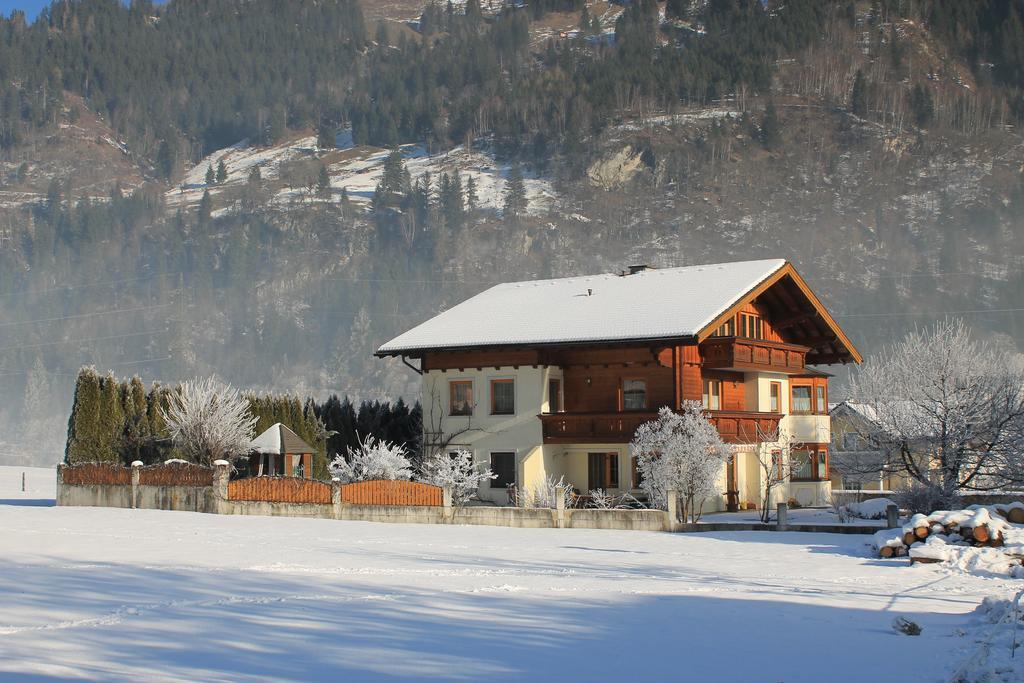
700, 336, 808, 374
539, 410, 782, 445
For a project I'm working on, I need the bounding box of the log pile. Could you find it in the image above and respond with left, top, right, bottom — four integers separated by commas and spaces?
873, 505, 1019, 566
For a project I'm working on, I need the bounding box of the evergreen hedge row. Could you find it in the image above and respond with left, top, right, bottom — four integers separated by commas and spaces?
63, 368, 423, 481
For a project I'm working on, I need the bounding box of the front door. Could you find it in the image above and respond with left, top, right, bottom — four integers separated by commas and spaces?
726, 454, 739, 512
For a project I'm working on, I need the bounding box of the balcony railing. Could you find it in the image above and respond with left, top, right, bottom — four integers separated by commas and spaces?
539, 410, 783, 445
700, 336, 807, 373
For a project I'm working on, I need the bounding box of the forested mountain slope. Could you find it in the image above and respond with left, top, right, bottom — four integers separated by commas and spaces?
0, 0, 1022, 464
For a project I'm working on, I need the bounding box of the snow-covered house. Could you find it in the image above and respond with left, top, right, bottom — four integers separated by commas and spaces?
376, 259, 861, 510
829, 401, 928, 492
248, 423, 315, 479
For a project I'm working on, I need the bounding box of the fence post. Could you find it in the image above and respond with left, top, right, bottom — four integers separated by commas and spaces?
886, 503, 899, 529
331, 479, 342, 520
213, 460, 230, 514
442, 487, 453, 523
55, 464, 64, 507
131, 461, 142, 509
554, 486, 566, 529
665, 489, 680, 532
776, 502, 788, 531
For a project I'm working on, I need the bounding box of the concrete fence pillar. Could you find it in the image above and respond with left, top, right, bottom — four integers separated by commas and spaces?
552, 486, 567, 528
331, 478, 342, 520
665, 489, 680, 532
442, 487, 454, 524
776, 502, 788, 531
131, 461, 142, 509
886, 503, 899, 529
55, 464, 65, 507
213, 460, 230, 514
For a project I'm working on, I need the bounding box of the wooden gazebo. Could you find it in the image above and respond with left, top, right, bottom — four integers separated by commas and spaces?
248, 423, 315, 479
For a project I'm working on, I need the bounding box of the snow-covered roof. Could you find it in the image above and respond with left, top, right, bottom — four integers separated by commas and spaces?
377, 259, 787, 355
250, 423, 315, 455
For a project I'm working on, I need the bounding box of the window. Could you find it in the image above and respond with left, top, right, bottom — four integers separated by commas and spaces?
548, 378, 562, 413
842, 432, 861, 450
791, 385, 812, 413
712, 319, 735, 337
702, 379, 721, 410
490, 378, 515, 415
622, 379, 647, 411
816, 386, 826, 414
449, 380, 473, 416
490, 452, 515, 488
588, 452, 619, 490
792, 448, 828, 481
769, 381, 781, 413
739, 313, 763, 340
816, 450, 829, 480
792, 450, 814, 480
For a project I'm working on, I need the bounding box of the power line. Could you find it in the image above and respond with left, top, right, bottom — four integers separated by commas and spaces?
0, 302, 176, 328
0, 272, 181, 299
0, 330, 165, 354
837, 307, 1024, 318
0, 356, 173, 379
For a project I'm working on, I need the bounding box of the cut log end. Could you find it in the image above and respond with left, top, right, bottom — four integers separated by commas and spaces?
971, 525, 990, 543
914, 525, 929, 539
880, 546, 895, 558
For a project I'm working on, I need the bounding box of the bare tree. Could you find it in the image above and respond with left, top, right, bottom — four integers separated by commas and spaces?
849, 319, 1024, 505
752, 422, 806, 523
162, 376, 257, 466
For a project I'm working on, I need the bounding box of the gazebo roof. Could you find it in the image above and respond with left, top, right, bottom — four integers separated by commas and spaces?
250, 423, 315, 455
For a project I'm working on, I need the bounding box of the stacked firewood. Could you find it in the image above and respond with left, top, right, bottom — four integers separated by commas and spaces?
873, 506, 1015, 562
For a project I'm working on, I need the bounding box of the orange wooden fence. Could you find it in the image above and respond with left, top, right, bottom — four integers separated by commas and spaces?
138, 463, 213, 487
228, 476, 332, 504
62, 463, 131, 486
339, 480, 442, 507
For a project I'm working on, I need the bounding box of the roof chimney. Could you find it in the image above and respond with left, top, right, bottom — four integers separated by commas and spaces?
627, 264, 652, 275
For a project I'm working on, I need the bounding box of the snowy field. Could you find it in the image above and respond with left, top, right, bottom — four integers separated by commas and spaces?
0, 466, 1020, 682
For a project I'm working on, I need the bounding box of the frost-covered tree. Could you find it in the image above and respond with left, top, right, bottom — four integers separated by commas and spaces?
330, 434, 413, 482
631, 403, 730, 522
419, 449, 495, 505
162, 376, 257, 466
849, 319, 1024, 505
518, 474, 574, 509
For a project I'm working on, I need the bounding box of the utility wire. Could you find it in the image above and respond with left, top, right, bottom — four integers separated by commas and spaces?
0, 330, 164, 354
0, 302, 176, 328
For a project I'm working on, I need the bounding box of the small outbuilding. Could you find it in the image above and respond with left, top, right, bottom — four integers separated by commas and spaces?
248, 423, 315, 479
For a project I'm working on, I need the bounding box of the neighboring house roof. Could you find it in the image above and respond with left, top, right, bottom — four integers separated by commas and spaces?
250, 423, 315, 455
377, 259, 860, 363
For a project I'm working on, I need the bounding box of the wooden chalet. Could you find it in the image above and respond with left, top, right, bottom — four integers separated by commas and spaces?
376, 259, 861, 510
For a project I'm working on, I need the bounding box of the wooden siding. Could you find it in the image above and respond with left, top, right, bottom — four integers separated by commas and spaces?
702, 371, 747, 411
228, 477, 332, 504
138, 463, 214, 487
62, 463, 131, 486
339, 480, 443, 506
424, 349, 540, 371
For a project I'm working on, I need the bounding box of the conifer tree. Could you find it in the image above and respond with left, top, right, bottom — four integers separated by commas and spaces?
465, 174, 478, 213
317, 164, 331, 198
198, 190, 213, 223
760, 101, 782, 150
465, 0, 482, 25
910, 83, 934, 128
156, 138, 176, 181
850, 69, 867, 117
317, 121, 335, 149
248, 165, 262, 183
122, 375, 150, 463
503, 164, 527, 222
99, 372, 125, 462
66, 368, 102, 463
205, 164, 215, 185
216, 159, 228, 184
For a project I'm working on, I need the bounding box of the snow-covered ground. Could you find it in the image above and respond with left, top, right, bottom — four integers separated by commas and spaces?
701, 507, 889, 526
1, 467, 1020, 682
